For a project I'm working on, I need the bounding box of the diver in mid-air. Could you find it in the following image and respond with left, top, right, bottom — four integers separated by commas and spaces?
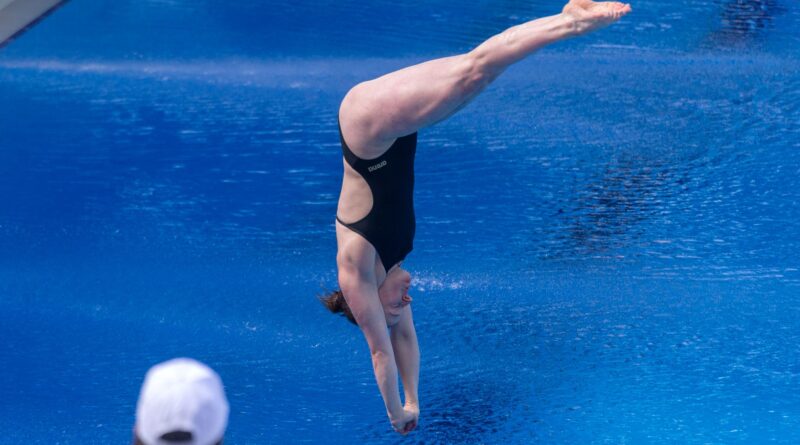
321, 0, 632, 434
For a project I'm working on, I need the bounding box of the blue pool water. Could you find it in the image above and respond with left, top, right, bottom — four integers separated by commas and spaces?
2, 1, 799, 443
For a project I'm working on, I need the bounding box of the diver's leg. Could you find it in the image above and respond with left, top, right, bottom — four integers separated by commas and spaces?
339, 1, 631, 154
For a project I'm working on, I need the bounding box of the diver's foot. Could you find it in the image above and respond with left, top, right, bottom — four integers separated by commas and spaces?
562, 0, 632, 36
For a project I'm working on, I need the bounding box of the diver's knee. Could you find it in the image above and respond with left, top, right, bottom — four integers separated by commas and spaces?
459, 54, 494, 97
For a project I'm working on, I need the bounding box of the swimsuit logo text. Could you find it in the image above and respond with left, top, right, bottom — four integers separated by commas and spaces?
368, 160, 387, 172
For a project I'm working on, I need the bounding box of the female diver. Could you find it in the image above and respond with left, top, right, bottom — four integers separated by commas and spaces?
321, 0, 632, 434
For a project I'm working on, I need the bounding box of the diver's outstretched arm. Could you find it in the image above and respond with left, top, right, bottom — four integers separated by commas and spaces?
390, 306, 420, 431
339, 1, 631, 156
337, 240, 417, 434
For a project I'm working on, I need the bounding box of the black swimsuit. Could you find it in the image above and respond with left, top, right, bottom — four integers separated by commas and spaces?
336, 122, 417, 273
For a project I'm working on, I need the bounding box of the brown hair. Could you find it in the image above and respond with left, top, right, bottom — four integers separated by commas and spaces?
133, 432, 222, 445
319, 290, 357, 325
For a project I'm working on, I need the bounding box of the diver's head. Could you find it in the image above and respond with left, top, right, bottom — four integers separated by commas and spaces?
378, 265, 412, 327
319, 289, 357, 325
320, 265, 412, 327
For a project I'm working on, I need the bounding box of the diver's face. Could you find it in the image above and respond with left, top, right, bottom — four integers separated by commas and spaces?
378, 266, 412, 327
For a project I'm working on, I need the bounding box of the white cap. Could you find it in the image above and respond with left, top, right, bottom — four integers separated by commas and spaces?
135, 358, 229, 445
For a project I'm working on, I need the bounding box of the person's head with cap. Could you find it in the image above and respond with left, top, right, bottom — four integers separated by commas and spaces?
133, 358, 229, 445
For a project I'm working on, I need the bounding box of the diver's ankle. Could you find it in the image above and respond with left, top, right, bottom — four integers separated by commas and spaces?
554, 13, 582, 39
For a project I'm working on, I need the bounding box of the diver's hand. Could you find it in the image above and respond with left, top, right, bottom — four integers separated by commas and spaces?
389, 407, 418, 435
402, 402, 419, 433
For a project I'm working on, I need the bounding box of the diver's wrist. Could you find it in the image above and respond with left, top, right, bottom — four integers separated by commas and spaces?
387, 402, 405, 420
